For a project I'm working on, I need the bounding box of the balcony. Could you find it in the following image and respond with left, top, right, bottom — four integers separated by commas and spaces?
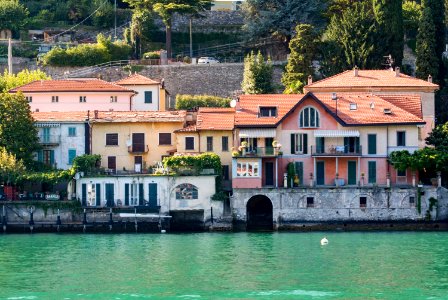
237, 147, 280, 158
128, 145, 149, 154
311, 145, 362, 156
38, 134, 60, 146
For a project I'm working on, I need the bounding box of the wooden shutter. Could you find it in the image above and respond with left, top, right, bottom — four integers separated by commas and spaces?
132, 133, 145, 152
138, 183, 144, 205
37, 150, 43, 162
95, 183, 101, 206
368, 161, 376, 184
148, 183, 157, 207
303, 134, 308, 154
368, 134, 376, 154
50, 150, 55, 165
344, 137, 349, 153
144, 91, 153, 103
108, 156, 116, 170
81, 184, 87, 206
290, 134, 295, 154
124, 183, 129, 206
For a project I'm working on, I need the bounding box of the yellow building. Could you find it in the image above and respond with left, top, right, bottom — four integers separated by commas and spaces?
175, 108, 235, 189
90, 110, 186, 172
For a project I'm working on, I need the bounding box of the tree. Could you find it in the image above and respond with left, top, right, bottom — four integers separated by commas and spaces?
415, 7, 438, 80
124, 0, 211, 59
373, 0, 404, 67
241, 51, 274, 94
403, 0, 422, 38
0, 69, 50, 92
0, 93, 40, 167
0, 0, 28, 33
175, 94, 231, 110
282, 24, 316, 94
0, 147, 25, 185
242, 0, 327, 49
425, 122, 448, 150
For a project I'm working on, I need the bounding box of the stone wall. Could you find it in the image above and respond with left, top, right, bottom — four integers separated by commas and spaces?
232, 186, 448, 229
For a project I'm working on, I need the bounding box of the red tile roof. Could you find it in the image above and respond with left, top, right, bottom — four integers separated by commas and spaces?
114, 74, 160, 85
375, 94, 422, 118
305, 69, 439, 91
176, 107, 235, 132
10, 78, 135, 93
32, 111, 89, 122
91, 110, 186, 123
235, 94, 302, 127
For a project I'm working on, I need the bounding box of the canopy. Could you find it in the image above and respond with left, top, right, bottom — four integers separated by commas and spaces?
314, 130, 360, 138
239, 128, 276, 138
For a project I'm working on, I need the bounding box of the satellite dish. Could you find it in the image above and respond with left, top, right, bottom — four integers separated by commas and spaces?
230, 99, 237, 108
126, 139, 132, 147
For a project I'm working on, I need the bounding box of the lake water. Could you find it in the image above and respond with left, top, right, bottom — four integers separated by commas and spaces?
1, 232, 448, 299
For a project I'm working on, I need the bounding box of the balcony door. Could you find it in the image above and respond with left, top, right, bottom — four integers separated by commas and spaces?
348, 161, 357, 185
344, 137, 360, 154
316, 161, 325, 185
265, 138, 274, 155
43, 128, 50, 143
132, 133, 145, 152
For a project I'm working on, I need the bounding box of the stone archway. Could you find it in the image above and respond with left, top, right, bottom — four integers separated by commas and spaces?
246, 195, 273, 231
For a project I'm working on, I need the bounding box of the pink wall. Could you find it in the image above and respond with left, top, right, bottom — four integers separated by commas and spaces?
27, 93, 133, 112
232, 177, 262, 189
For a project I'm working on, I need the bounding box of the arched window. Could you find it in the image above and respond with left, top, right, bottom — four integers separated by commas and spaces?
175, 183, 198, 200
299, 107, 320, 128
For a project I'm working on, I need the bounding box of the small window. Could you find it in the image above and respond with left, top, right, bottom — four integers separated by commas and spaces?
106, 133, 118, 146
360, 196, 367, 208
144, 91, 153, 103
51, 96, 59, 103
409, 196, 415, 206
108, 156, 116, 170
306, 197, 314, 208
68, 127, 76, 137
397, 169, 406, 177
349, 103, 357, 110
110, 96, 117, 103
259, 107, 277, 117
68, 149, 76, 165
175, 183, 198, 200
26, 96, 32, 103
79, 96, 86, 103
397, 131, 406, 147
207, 136, 213, 152
185, 137, 194, 150
159, 133, 171, 145
222, 136, 229, 152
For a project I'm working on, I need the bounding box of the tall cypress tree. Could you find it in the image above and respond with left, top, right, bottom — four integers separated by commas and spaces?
415, 7, 438, 80
241, 51, 274, 94
372, 0, 404, 67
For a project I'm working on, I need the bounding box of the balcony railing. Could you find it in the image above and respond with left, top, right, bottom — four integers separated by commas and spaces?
311, 145, 362, 156
128, 145, 149, 154
38, 134, 60, 145
239, 147, 280, 157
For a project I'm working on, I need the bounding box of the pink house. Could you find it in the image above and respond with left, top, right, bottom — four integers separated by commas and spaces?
10, 78, 136, 112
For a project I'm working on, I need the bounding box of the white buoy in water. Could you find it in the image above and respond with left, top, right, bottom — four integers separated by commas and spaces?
161, 229, 166, 233
320, 237, 328, 245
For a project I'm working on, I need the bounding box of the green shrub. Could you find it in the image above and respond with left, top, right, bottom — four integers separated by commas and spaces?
175, 94, 231, 110
143, 51, 160, 59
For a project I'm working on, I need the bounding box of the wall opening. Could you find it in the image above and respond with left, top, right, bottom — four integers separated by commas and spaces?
246, 195, 273, 231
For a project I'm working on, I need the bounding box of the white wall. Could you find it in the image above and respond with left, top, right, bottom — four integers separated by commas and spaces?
129, 85, 160, 111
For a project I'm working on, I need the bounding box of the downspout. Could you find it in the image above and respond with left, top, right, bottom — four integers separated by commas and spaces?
198, 131, 201, 153
130, 92, 136, 111
386, 126, 389, 173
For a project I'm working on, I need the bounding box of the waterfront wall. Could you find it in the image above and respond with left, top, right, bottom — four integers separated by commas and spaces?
232, 186, 448, 229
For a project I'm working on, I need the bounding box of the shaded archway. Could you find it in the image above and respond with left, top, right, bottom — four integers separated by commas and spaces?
246, 195, 273, 231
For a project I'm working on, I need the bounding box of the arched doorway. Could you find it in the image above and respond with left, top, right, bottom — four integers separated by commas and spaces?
246, 195, 273, 231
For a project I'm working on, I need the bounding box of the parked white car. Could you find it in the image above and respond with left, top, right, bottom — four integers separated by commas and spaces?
198, 57, 220, 64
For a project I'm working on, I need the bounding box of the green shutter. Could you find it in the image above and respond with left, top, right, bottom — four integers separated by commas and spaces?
148, 183, 158, 207
344, 137, 349, 153
368, 135, 377, 155
125, 184, 129, 206
144, 91, 153, 103
368, 161, 377, 184
68, 149, 76, 165
96, 184, 101, 206
37, 151, 43, 162
355, 137, 360, 153
50, 150, 55, 165
303, 134, 308, 154
81, 184, 87, 206
138, 183, 144, 205
290, 134, 295, 154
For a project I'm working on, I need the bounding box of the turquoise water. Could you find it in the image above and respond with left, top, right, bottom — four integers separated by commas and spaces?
1, 232, 448, 299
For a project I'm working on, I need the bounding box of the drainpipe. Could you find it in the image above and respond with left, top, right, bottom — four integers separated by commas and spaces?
130, 92, 137, 111
198, 131, 201, 152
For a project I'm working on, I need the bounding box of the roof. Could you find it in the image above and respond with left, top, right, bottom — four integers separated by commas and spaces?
235, 94, 302, 127
10, 78, 135, 93
305, 69, 439, 91
32, 111, 89, 122
91, 110, 186, 123
375, 94, 422, 118
114, 74, 160, 86
176, 107, 235, 132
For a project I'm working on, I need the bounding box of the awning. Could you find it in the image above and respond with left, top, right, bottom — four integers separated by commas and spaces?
314, 130, 360, 138
239, 128, 276, 138
35, 123, 61, 127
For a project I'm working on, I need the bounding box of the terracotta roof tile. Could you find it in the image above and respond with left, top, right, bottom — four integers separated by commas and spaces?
305, 69, 439, 91
114, 73, 160, 85
375, 94, 422, 118
90, 110, 186, 123
10, 78, 135, 93
175, 124, 197, 132
196, 107, 235, 131
32, 111, 89, 122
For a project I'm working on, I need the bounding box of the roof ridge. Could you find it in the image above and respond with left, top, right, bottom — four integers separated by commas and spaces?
305, 70, 352, 87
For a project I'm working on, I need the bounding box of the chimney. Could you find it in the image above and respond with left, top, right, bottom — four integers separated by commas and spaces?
94, 110, 99, 119
395, 67, 400, 77
354, 66, 359, 77
236, 98, 241, 111
307, 75, 313, 85
428, 74, 433, 83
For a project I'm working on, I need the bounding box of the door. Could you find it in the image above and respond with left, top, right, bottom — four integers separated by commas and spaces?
316, 161, 325, 185
294, 162, 304, 186
265, 162, 274, 186
132, 133, 145, 152
105, 183, 114, 207
81, 184, 87, 206
265, 138, 274, 155
348, 161, 357, 185
148, 183, 157, 207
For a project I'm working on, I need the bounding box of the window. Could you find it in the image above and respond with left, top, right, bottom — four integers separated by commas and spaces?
409, 196, 415, 206
236, 162, 259, 177
315, 137, 325, 153
306, 197, 314, 208
397, 131, 406, 146
68, 149, 76, 165
51, 96, 59, 102
368, 161, 376, 184
291, 133, 308, 154
26, 96, 32, 103
110, 96, 117, 103
132, 133, 145, 152
79, 96, 86, 103
68, 127, 76, 137
106, 133, 118, 146
222, 136, 229, 152
175, 183, 198, 199
144, 91, 153, 103
222, 165, 230, 180
299, 107, 320, 128
130, 183, 138, 205
159, 133, 171, 145
39, 149, 54, 166
360, 196, 367, 208
207, 136, 213, 152
349, 103, 357, 110
367, 134, 377, 155
259, 106, 277, 117
108, 156, 116, 170
240, 138, 257, 152
185, 137, 195, 150
397, 169, 406, 177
